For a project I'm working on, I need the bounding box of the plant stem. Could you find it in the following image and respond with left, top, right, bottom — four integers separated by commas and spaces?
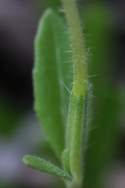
66, 180, 81, 188
61, 0, 88, 187
61, 0, 87, 96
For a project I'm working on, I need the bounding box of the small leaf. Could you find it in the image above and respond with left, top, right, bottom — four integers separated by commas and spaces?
23, 155, 72, 180
33, 9, 72, 157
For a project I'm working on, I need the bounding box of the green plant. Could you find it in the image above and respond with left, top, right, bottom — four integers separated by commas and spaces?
23, 1, 121, 188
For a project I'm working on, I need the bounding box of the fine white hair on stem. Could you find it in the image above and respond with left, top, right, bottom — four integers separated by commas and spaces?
61, 80, 71, 94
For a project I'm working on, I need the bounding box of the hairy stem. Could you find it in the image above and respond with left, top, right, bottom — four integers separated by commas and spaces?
61, 0, 87, 95
61, 0, 88, 187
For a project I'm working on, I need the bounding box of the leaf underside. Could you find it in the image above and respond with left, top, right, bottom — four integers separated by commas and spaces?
33, 9, 72, 157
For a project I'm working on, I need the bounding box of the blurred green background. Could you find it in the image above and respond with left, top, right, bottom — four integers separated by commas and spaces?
1, 0, 125, 188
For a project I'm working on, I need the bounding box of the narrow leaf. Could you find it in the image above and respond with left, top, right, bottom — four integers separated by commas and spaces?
83, 4, 121, 188
23, 155, 71, 180
33, 9, 72, 157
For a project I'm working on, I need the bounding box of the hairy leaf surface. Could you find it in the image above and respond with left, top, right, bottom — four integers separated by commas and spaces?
23, 155, 71, 180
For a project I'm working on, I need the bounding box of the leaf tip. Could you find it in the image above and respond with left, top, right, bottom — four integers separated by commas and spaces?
22, 155, 31, 166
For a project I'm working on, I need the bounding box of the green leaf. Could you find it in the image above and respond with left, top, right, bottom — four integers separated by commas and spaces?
45, 0, 61, 8
82, 4, 121, 188
39, 0, 61, 11
62, 148, 70, 172
23, 155, 72, 180
33, 9, 72, 157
